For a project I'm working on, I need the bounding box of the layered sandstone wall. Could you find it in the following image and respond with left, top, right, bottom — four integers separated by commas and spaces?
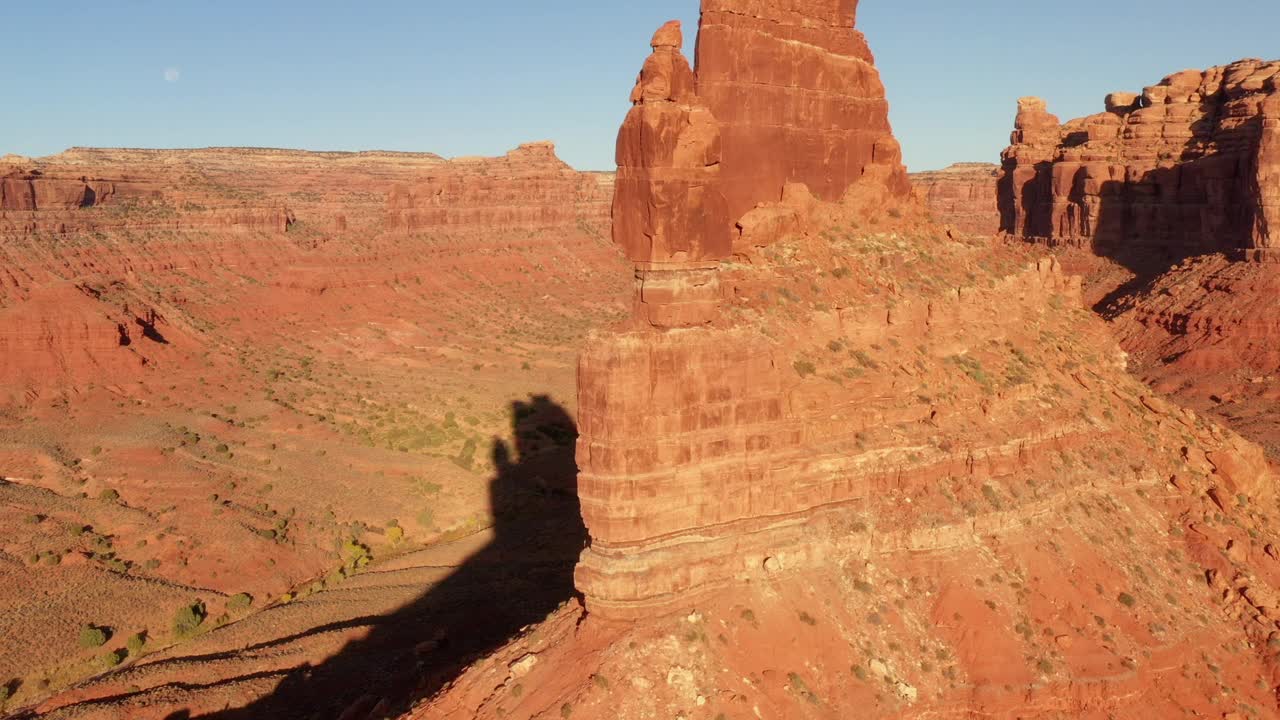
574, 5, 920, 619
999, 59, 1280, 257
385, 142, 611, 233
910, 163, 1001, 236
695, 0, 909, 223
0, 144, 622, 395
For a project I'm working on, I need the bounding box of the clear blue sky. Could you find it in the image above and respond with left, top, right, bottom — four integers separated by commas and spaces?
4, 1, 1277, 172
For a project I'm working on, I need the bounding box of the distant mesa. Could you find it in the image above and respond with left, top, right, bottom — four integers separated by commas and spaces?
910, 162, 1001, 237
999, 58, 1280, 260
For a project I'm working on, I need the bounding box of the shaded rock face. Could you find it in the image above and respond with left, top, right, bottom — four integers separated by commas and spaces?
999, 59, 1280, 258
910, 163, 1001, 237
695, 0, 909, 222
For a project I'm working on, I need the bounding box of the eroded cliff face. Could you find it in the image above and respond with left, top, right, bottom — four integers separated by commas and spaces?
695, 0, 909, 223
385, 142, 611, 233
910, 163, 1001, 237
999, 59, 1280, 259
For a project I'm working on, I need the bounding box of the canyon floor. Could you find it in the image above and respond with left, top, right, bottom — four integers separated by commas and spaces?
0, 146, 628, 718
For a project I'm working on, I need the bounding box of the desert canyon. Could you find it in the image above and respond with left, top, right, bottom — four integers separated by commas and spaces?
3, 2, 1280, 720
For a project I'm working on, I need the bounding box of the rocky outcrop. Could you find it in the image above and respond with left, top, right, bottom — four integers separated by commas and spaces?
999, 59, 1280, 258
612, 21, 730, 328
910, 163, 1001, 236
385, 142, 610, 233
573, 10, 928, 620
0, 170, 113, 211
695, 0, 909, 223
1252, 92, 1280, 252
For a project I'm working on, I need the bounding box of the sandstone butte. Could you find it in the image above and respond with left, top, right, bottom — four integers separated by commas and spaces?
999, 59, 1280, 260
992, 59, 1280, 474
409, 10, 1280, 720
909, 162, 1001, 237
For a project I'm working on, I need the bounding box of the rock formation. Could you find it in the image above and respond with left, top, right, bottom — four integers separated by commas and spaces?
999, 59, 1280, 258
910, 163, 1001, 237
385, 142, 610, 234
612, 21, 730, 328
1251, 91, 1280, 254
695, 0, 909, 223
412, 19, 1280, 720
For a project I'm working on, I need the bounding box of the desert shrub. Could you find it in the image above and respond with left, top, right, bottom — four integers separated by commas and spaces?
79, 625, 108, 648
417, 508, 435, 529
126, 631, 147, 655
852, 349, 880, 370
1118, 592, 1136, 608
227, 593, 253, 612
100, 649, 126, 669
98, 488, 120, 502
793, 360, 817, 378
386, 524, 405, 545
340, 538, 371, 569
172, 601, 207, 638
453, 438, 477, 471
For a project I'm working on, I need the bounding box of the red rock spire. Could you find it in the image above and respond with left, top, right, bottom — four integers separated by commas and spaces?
612, 20, 730, 328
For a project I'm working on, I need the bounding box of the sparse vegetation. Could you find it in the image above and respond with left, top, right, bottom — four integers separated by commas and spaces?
79, 625, 109, 648
126, 631, 147, 655
173, 601, 207, 639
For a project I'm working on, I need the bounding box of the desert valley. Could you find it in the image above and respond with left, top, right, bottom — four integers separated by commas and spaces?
3, 2, 1280, 719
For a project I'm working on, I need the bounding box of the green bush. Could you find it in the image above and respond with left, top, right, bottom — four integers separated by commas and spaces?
172, 602, 207, 638
99, 488, 120, 502
126, 631, 147, 656
79, 625, 108, 648
227, 593, 254, 612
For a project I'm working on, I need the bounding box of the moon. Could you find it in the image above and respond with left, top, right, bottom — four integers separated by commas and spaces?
163, 68, 181, 83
